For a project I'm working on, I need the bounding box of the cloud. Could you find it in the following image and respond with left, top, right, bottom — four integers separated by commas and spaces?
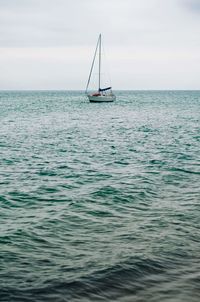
181, 0, 200, 12
0, 0, 199, 89
0, 0, 199, 48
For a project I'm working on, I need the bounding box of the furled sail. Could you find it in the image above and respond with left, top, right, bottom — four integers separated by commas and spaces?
99, 87, 112, 92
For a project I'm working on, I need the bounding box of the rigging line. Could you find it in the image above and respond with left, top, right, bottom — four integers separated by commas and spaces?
99, 33, 101, 91
102, 42, 112, 89
85, 35, 100, 94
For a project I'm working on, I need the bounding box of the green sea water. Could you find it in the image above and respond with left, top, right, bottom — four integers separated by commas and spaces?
0, 90, 200, 302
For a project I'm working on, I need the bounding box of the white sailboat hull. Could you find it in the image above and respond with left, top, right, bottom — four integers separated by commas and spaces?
88, 94, 116, 102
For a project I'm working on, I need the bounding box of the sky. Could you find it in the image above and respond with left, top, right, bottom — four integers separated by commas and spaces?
0, 0, 199, 90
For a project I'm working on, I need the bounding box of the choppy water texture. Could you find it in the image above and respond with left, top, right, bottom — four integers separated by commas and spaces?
0, 90, 200, 302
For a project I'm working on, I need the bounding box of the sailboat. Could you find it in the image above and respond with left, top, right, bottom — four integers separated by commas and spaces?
85, 34, 116, 103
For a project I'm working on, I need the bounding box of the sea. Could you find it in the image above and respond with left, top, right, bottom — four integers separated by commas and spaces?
0, 90, 200, 302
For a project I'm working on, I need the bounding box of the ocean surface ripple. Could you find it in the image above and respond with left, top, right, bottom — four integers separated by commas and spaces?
0, 90, 200, 302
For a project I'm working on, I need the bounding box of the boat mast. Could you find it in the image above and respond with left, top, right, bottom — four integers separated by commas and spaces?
98, 34, 101, 92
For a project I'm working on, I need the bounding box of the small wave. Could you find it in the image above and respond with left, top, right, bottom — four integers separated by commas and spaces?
169, 167, 200, 175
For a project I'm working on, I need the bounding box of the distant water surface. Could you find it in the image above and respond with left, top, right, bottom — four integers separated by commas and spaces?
0, 90, 200, 302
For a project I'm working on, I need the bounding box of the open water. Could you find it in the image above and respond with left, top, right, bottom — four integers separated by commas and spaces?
0, 90, 200, 302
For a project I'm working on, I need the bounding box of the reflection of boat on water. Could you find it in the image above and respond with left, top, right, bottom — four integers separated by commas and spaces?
85, 34, 116, 103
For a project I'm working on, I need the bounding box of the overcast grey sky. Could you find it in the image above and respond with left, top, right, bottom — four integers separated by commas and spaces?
0, 0, 199, 90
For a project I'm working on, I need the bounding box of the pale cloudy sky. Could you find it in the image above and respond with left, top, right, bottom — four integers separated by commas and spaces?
0, 0, 199, 90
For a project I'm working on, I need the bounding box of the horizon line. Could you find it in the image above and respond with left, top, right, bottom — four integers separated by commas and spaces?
0, 89, 200, 92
